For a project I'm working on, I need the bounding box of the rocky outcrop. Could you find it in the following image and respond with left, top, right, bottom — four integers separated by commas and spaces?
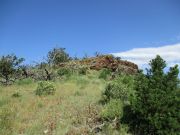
59, 55, 138, 74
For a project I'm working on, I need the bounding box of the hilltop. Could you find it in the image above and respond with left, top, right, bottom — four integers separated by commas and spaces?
59, 55, 138, 74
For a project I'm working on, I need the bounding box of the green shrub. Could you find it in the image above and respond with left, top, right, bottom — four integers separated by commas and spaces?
101, 81, 129, 103
78, 67, 87, 75
35, 81, 56, 96
37, 102, 43, 108
101, 99, 123, 121
99, 68, 111, 80
101, 75, 134, 104
118, 75, 134, 88
11, 92, 21, 98
57, 68, 71, 77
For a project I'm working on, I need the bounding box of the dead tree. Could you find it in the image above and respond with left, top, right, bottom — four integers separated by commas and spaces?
45, 68, 51, 80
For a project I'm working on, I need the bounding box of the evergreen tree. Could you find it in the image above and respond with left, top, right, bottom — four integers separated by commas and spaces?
126, 55, 180, 135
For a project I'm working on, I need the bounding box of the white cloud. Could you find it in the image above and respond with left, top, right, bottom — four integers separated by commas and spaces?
112, 43, 180, 68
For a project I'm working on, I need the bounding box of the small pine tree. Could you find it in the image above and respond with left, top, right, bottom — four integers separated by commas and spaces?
126, 55, 180, 135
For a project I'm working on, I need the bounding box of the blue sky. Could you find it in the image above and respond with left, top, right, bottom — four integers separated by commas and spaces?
0, 0, 180, 65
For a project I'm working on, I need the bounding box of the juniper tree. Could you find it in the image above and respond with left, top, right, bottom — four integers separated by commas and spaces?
127, 55, 180, 135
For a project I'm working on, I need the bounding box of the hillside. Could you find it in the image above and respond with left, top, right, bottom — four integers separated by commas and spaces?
0, 53, 179, 135
0, 54, 136, 135
0, 70, 126, 135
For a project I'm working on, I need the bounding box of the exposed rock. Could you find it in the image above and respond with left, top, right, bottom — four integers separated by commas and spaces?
59, 55, 138, 74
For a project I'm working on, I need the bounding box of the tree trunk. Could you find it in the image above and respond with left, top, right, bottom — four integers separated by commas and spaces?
45, 68, 51, 80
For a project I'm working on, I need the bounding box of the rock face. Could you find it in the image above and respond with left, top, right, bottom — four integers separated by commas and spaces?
80, 55, 138, 74
59, 55, 138, 74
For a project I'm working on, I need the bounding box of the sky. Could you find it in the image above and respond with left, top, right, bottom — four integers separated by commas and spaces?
0, 0, 180, 68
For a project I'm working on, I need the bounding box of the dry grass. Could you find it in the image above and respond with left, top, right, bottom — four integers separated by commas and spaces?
0, 71, 106, 135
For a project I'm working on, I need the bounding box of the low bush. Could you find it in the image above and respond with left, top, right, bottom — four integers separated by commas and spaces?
101, 81, 129, 103
99, 68, 111, 80
35, 81, 56, 96
78, 67, 87, 75
101, 99, 123, 121
101, 75, 134, 104
57, 68, 71, 77
11, 92, 21, 98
